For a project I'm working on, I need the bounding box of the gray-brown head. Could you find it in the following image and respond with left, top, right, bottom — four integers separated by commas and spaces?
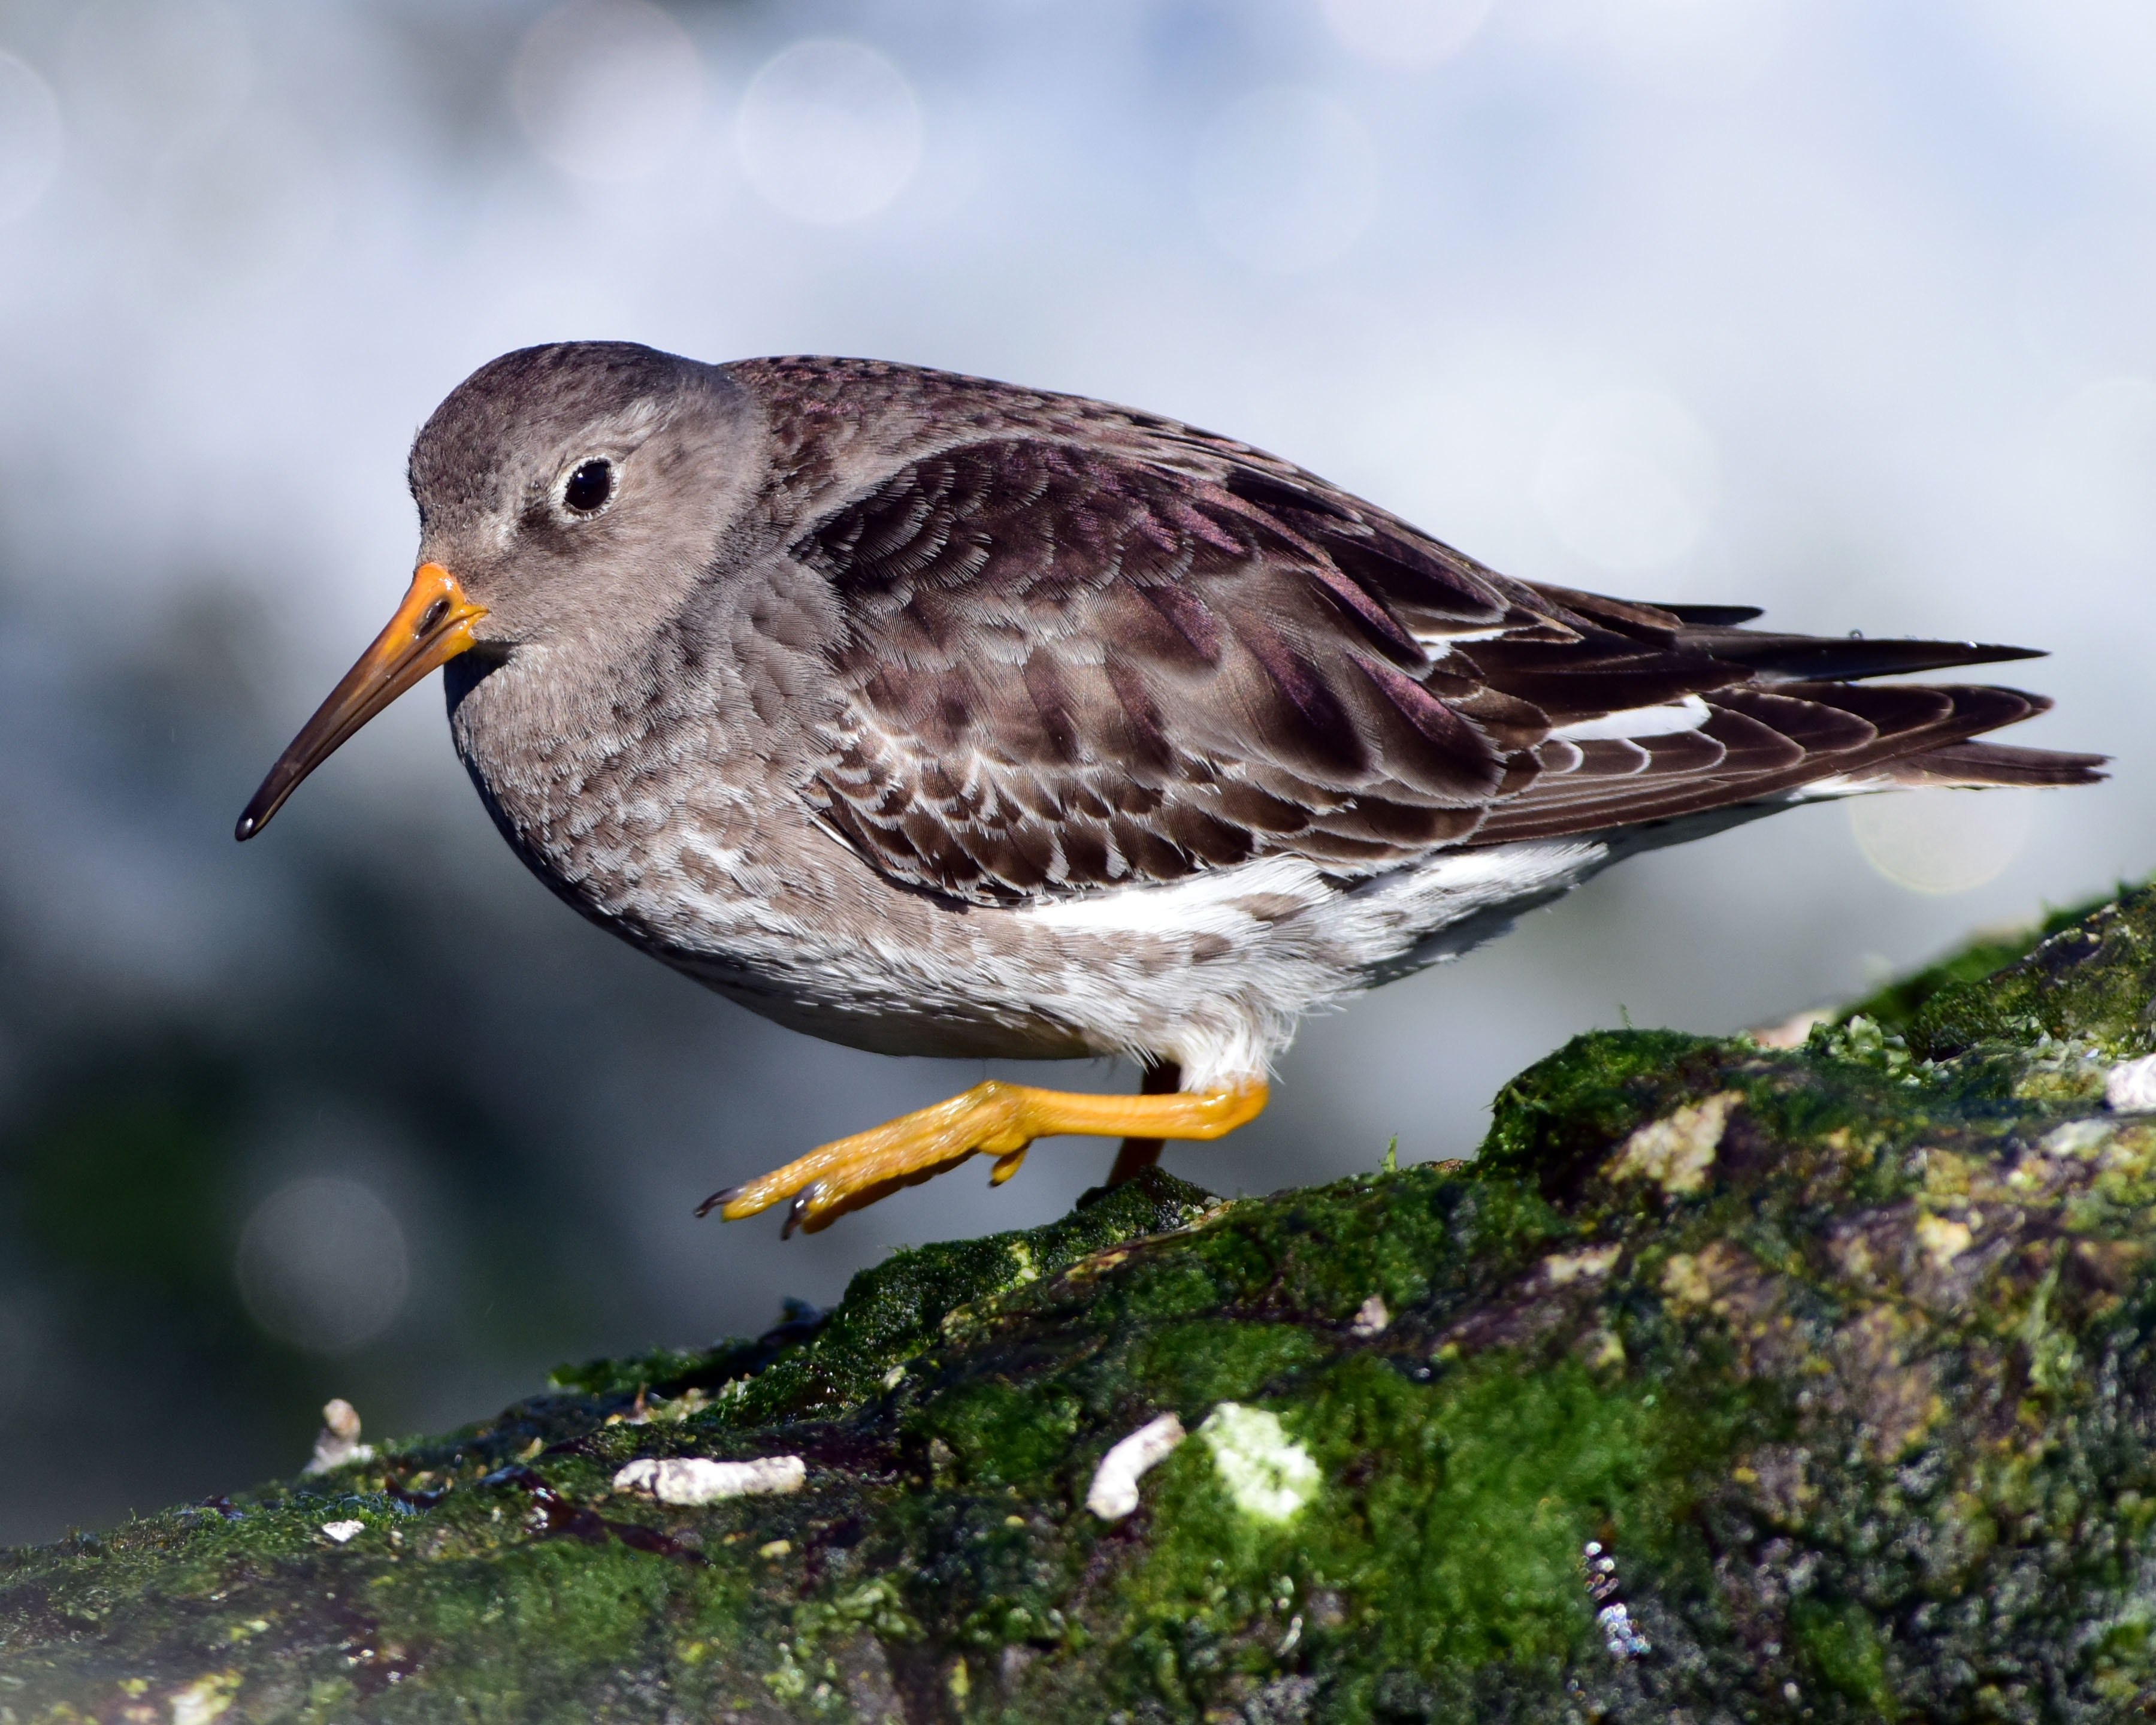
236, 342, 758, 839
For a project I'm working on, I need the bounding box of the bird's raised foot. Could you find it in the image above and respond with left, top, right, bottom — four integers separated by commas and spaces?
701, 1077, 1268, 1235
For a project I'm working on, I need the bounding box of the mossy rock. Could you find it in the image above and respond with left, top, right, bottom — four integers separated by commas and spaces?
10, 887, 2156, 1722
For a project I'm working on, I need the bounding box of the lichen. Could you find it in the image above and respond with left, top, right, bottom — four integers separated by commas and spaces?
1194, 1404, 1319, 1524
11, 881, 2156, 1720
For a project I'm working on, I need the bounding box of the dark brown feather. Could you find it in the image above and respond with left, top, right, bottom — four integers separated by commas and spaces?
779, 418, 2096, 905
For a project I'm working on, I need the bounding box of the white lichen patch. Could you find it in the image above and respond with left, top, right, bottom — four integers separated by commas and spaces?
2040, 1118, 2115, 1159
168, 1669, 241, 1725
1541, 1243, 1623, 1286
1660, 1252, 1714, 1309
1579, 1327, 1627, 1371
2012, 1034, 2111, 1104
318, 1519, 365, 1544
1914, 1213, 1974, 1270
2107, 1053, 2156, 1114
1610, 1092, 1741, 1195
1084, 1412, 1186, 1520
1348, 1295, 1390, 1337
2103, 1123, 2156, 1178
1198, 1403, 1320, 1524
612, 1455, 806, 1505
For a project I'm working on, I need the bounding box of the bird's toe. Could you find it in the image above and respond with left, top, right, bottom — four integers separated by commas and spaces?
780, 1183, 822, 1240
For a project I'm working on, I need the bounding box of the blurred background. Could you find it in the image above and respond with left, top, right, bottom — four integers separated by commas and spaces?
0, 0, 2150, 1546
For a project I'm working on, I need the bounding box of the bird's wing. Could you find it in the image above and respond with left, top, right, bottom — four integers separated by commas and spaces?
788, 436, 2097, 904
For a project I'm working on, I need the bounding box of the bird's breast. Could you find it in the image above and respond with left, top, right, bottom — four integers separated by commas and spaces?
447, 646, 752, 915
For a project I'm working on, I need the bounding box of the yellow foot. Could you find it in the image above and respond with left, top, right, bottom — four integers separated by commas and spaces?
698, 1078, 1269, 1236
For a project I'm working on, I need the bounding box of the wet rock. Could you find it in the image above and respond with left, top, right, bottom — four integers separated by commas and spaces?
10, 884, 2156, 1720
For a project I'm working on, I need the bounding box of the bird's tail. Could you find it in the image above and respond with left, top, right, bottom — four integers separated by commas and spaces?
1854, 738, 2109, 791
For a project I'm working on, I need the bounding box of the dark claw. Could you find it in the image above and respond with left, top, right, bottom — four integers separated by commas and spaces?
694, 1184, 740, 1219
781, 1183, 820, 1240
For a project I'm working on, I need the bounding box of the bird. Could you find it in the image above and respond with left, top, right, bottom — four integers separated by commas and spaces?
236, 342, 2103, 1235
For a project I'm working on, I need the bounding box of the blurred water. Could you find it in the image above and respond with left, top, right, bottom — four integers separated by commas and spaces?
0, 0, 2149, 1546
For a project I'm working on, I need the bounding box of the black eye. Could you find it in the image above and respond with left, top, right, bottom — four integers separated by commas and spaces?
563, 458, 613, 513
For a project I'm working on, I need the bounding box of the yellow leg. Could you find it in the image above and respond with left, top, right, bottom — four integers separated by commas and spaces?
699, 1078, 1269, 1236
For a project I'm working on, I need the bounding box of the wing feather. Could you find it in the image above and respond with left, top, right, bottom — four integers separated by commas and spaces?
778, 420, 2093, 904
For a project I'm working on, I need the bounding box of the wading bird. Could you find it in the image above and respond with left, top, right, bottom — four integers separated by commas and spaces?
238, 345, 2100, 1233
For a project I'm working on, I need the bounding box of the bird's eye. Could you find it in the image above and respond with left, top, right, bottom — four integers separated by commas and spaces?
563, 458, 614, 514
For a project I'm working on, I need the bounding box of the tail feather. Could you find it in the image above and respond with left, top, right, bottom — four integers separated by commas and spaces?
1471, 580, 2099, 846
1683, 633, 2046, 684
1526, 581, 2050, 682
1873, 740, 2109, 790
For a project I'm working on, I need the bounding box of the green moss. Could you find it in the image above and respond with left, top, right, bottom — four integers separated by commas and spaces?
1907, 881, 2156, 1062
16, 883, 2156, 1720
1794, 1597, 1898, 1718
1126, 1321, 1328, 1410
1302, 1355, 1723, 1667
1835, 894, 2113, 1038
728, 1168, 1217, 1425
548, 1343, 752, 1400
1108, 1352, 1743, 1720
396, 1544, 691, 1720
918, 1381, 1084, 1489
1480, 1028, 1730, 1189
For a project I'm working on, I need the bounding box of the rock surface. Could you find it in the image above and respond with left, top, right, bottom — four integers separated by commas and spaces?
6, 883, 2156, 1723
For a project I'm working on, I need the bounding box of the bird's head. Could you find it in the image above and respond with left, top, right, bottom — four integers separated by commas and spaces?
235, 341, 755, 840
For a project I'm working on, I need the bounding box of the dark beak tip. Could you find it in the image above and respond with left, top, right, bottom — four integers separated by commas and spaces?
234, 789, 277, 841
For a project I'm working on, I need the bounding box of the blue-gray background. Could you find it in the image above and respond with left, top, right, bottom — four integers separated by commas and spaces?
0, 0, 2149, 1545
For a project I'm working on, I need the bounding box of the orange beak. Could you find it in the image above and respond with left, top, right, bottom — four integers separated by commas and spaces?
235, 563, 488, 841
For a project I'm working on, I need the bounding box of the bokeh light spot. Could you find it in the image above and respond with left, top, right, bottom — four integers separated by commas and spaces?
1847, 789, 2033, 897
234, 1176, 410, 1355
0, 54, 65, 223
736, 40, 923, 225
1534, 389, 1717, 572
1193, 89, 1377, 273
511, 0, 704, 183
1320, 0, 1494, 67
